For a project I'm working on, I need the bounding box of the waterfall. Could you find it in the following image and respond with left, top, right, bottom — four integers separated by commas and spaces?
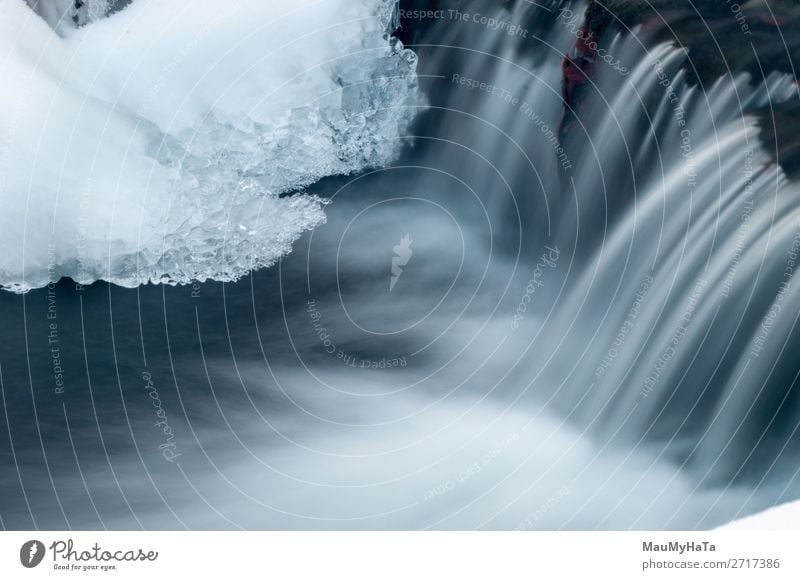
401, 0, 800, 486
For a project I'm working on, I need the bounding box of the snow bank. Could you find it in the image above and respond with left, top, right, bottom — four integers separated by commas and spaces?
716, 500, 800, 530
0, 0, 420, 291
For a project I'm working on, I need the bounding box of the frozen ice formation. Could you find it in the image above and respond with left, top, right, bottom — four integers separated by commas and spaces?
24, 0, 127, 33
0, 0, 420, 292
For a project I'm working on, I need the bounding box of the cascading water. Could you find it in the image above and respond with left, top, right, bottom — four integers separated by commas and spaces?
398, 0, 800, 491
1, 0, 799, 530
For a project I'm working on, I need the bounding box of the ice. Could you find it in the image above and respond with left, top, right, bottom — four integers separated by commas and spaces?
0, 0, 420, 291
717, 500, 800, 530
24, 0, 129, 34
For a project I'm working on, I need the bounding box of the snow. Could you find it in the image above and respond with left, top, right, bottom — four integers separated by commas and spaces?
717, 500, 800, 530
0, 0, 420, 291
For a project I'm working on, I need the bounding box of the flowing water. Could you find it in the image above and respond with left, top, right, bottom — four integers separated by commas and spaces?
1, 0, 799, 530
